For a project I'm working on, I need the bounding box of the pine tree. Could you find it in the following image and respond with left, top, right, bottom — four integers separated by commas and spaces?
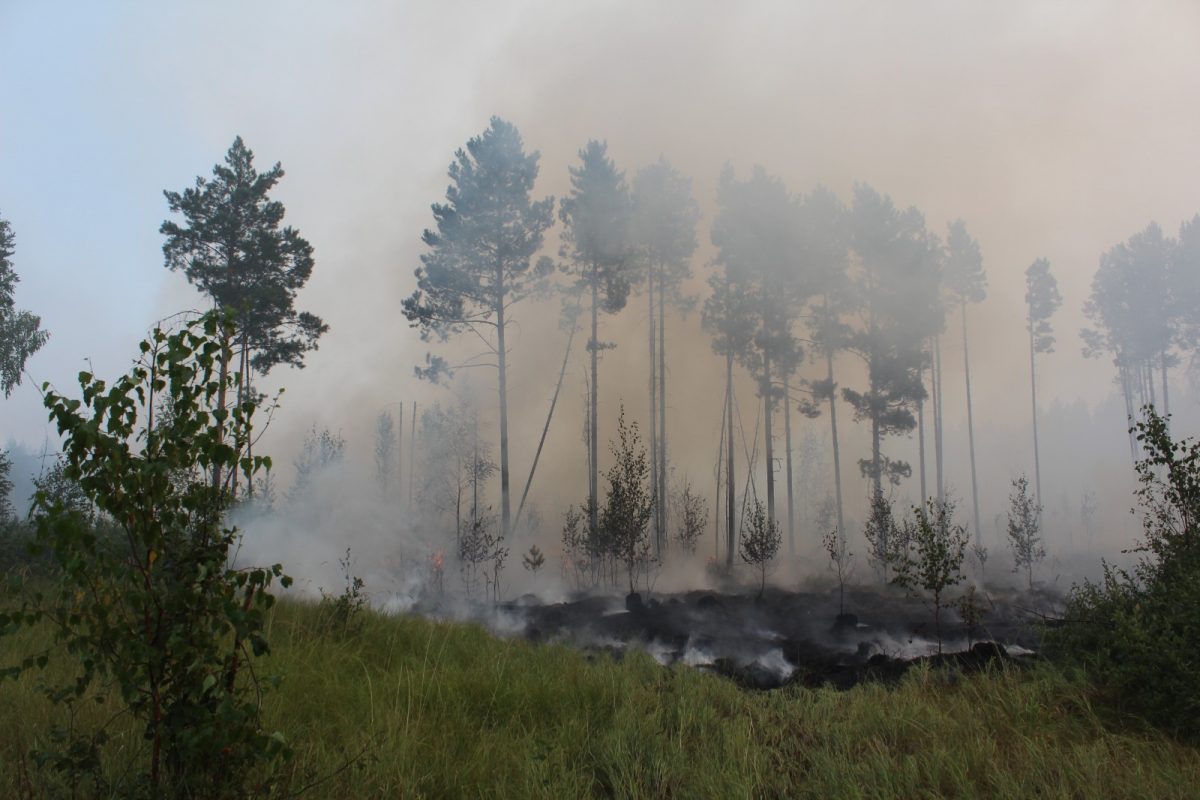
161, 138, 326, 492
403, 118, 555, 540
943, 219, 987, 545
843, 185, 941, 500
711, 167, 806, 539
559, 140, 634, 540
1025, 258, 1061, 506
631, 158, 699, 560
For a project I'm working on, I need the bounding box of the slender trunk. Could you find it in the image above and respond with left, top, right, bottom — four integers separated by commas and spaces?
232, 336, 248, 500
648, 271, 659, 557
589, 271, 600, 537
871, 414, 882, 500
658, 268, 668, 560
934, 336, 945, 503
962, 304, 982, 546
514, 312, 578, 532
1162, 350, 1171, 417
826, 349, 845, 536
763, 351, 776, 530
1142, 359, 1152, 410
726, 350, 736, 567
1120, 363, 1137, 463
917, 352, 927, 503
213, 329, 230, 493
784, 376, 795, 556
1029, 321, 1043, 508
409, 401, 417, 508
496, 266, 511, 540
403, 402, 408, 510
715, 380, 728, 560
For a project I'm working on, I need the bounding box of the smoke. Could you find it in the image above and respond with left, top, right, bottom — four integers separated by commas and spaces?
5, 2, 1200, 595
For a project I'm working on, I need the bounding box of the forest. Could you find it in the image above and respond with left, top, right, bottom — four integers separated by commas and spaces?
3, 2, 1200, 797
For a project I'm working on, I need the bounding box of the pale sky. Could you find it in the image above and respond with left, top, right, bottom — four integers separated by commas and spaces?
3, 1, 1200, 538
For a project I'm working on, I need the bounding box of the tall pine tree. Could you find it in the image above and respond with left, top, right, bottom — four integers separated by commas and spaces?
403, 118, 555, 540
559, 140, 634, 538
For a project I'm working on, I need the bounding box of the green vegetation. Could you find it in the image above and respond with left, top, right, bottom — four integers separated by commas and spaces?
3, 599, 1200, 798
1048, 408, 1200, 740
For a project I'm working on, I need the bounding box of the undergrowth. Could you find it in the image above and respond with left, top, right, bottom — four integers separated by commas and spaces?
3, 598, 1200, 798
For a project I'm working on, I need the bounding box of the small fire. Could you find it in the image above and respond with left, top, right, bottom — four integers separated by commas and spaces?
431, 549, 445, 572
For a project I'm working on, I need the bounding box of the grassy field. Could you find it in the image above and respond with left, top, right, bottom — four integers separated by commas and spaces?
3, 599, 1199, 798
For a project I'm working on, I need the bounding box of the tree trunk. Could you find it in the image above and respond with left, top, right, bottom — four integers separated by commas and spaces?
784, 376, 795, 556
1029, 321, 1043, 507
496, 267, 511, 540
648, 270, 659, 557
726, 350, 736, 568
934, 336, 945, 503
763, 351, 776, 530
515, 312, 578, 533
962, 304, 982, 546
1162, 350, 1170, 417
1121, 363, 1137, 464
871, 414, 882, 500
589, 271, 600, 537
826, 349, 845, 537
917, 353, 927, 504
658, 267, 668, 561
409, 401, 417, 508
403, 402, 408, 510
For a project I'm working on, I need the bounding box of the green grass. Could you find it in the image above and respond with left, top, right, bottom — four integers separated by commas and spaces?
3, 599, 1200, 798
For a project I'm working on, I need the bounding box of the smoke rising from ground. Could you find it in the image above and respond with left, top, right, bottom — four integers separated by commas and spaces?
4, 2, 1200, 593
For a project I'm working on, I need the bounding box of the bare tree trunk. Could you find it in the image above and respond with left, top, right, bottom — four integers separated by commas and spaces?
934, 336, 945, 503
589, 271, 600, 537
409, 400, 417, 508
917, 353, 927, 504
715, 380, 728, 559
763, 351, 776, 530
826, 349, 845, 537
648, 271, 659, 557
1162, 350, 1171, 417
1029, 321, 1042, 507
496, 267, 511, 540
784, 376, 795, 556
726, 350, 736, 568
403, 402, 408, 510
871, 415, 882, 500
1121, 363, 1137, 463
962, 304, 982, 546
658, 269, 668, 561
514, 312, 578, 533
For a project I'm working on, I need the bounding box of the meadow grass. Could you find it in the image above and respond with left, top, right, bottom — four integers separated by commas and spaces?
3, 598, 1199, 798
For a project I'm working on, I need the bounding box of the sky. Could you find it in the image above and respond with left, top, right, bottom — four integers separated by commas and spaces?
3, 0, 1200, 553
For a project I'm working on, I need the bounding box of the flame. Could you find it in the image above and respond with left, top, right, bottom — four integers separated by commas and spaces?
431, 549, 445, 572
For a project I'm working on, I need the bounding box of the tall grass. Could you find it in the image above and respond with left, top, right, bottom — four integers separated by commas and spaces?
3, 598, 1199, 798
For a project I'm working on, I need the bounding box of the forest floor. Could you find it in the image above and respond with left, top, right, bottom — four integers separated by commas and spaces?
3, 595, 1200, 798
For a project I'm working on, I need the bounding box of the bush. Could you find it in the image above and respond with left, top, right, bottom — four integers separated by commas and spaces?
1047, 408, 1200, 738
0, 313, 291, 797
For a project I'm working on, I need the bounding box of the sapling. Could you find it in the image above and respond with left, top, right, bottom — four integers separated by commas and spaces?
1007, 475, 1045, 590
672, 479, 709, 556
822, 528, 854, 616
740, 499, 781, 598
863, 492, 903, 582
894, 498, 969, 654
522, 544, 546, 574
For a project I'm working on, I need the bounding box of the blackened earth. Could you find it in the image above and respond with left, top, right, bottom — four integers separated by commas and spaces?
481, 585, 1056, 691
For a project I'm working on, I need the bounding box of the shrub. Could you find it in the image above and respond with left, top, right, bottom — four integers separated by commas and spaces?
0, 313, 291, 797
893, 498, 969, 654
740, 499, 780, 598
1047, 408, 1200, 738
